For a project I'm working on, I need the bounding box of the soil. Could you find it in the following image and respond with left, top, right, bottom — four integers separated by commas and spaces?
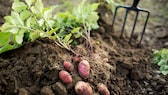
0, 0, 168, 95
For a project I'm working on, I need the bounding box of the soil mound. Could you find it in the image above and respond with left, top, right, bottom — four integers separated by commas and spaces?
0, 19, 168, 95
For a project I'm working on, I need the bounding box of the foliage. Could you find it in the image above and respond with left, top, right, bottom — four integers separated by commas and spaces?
98, 0, 122, 13
0, 0, 99, 54
153, 49, 168, 75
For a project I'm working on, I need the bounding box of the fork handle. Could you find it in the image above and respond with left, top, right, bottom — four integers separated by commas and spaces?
132, 0, 140, 7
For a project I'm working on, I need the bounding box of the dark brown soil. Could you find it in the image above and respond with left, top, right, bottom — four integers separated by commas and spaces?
0, 0, 168, 95
0, 18, 168, 95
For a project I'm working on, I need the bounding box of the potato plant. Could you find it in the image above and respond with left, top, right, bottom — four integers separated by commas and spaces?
153, 48, 168, 75
0, 0, 99, 54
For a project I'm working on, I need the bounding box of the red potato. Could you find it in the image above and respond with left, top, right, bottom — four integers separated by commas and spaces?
59, 70, 72, 84
73, 55, 80, 63
72, 54, 85, 63
75, 81, 93, 95
63, 61, 74, 72
97, 83, 110, 95
78, 60, 90, 78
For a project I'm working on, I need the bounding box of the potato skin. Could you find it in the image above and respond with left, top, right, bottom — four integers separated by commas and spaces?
63, 61, 74, 72
97, 83, 110, 95
73, 55, 80, 63
59, 70, 72, 84
78, 60, 90, 78
75, 81, 93, 95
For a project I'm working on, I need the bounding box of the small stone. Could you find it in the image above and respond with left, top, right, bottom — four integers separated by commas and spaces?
165, 85, 168, 93
157, 78, 166, 85
26, 86, 39, 94
18, 88, 30, 95
145, 73, 152, 80
132, 81, 142, 90
146, 88, 152, 92
151, 82, 157, 87
152, 75, 160, 81
143, 81, 149, 86
40, 86, 54, 95
154, 70, 161, 74
119, 61, 133, 70
131, 70, 143, 80
52, 82, 67, 95
154, 85, 164, 91
164, 42, 168, 47
103, 58, 109, 63
0, 58, 10, 68
99, 26, 105, 34
149, 92, 154, 95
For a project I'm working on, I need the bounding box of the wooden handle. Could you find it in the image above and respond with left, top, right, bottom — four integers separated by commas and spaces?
132, 0, 140, 7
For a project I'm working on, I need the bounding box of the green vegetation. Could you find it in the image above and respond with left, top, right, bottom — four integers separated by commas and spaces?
98, 0, 121, 13
0, 0, 99, 54
153, 49, 168, 75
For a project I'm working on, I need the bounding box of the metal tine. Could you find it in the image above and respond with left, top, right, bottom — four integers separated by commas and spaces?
112, 6, 118, 28
137, 11, 150, 47
112, 6, 130, 37
112, 0, 150, 47
120, 9, 129, 38
129, 11, 139, 44
112, 6, 124, 28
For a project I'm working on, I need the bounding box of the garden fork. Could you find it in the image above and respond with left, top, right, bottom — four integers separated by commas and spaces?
112, 0, 150, 47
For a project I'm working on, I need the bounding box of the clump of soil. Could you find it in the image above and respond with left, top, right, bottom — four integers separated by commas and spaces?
0, 0, 12, 25
0, 18, 168, 95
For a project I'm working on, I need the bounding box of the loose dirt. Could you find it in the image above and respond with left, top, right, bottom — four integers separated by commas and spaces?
0, 0, 168, 95
0, 18, 168, 95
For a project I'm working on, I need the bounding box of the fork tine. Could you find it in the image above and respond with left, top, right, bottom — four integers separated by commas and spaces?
112, 6, 120, 28
137, 11, 150, 47
120, 9, 129, 37
129, 11, 139, 44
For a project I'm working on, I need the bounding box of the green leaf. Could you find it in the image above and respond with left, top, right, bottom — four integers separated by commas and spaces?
158, 59, 167, 66
12, 1, 27, 12
153, 48, 168, 75
4, 16, 16, 25
67, 39, 73, 44
90, 3, 99, 11
26, 17, 32, 27
47, 28, 58, 36
30, 0, 44, 17
63, 33, 72, 43
14, 30, 25, 44
74, 33, 81, 38
0, 44, 13, 54
71, 27, 80, 34
0, 32, 11, 46
38, 19, 44, 27
29, 30, 40, 41
43, 6, 57, 20
25, 0, 35, 7
9, 27, 19, 34
160, 65, 168, 75
11, 11, 24, 26
20, 10, 31, 20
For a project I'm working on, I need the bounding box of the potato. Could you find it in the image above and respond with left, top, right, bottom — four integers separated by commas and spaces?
78, 60, 90, 78
73, 54, 85, 63
73, 55, 80, 63
97, 83, 110, 95
63, 61, 74, 72
75, 81, 93, 95
59, 70, 72, 84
